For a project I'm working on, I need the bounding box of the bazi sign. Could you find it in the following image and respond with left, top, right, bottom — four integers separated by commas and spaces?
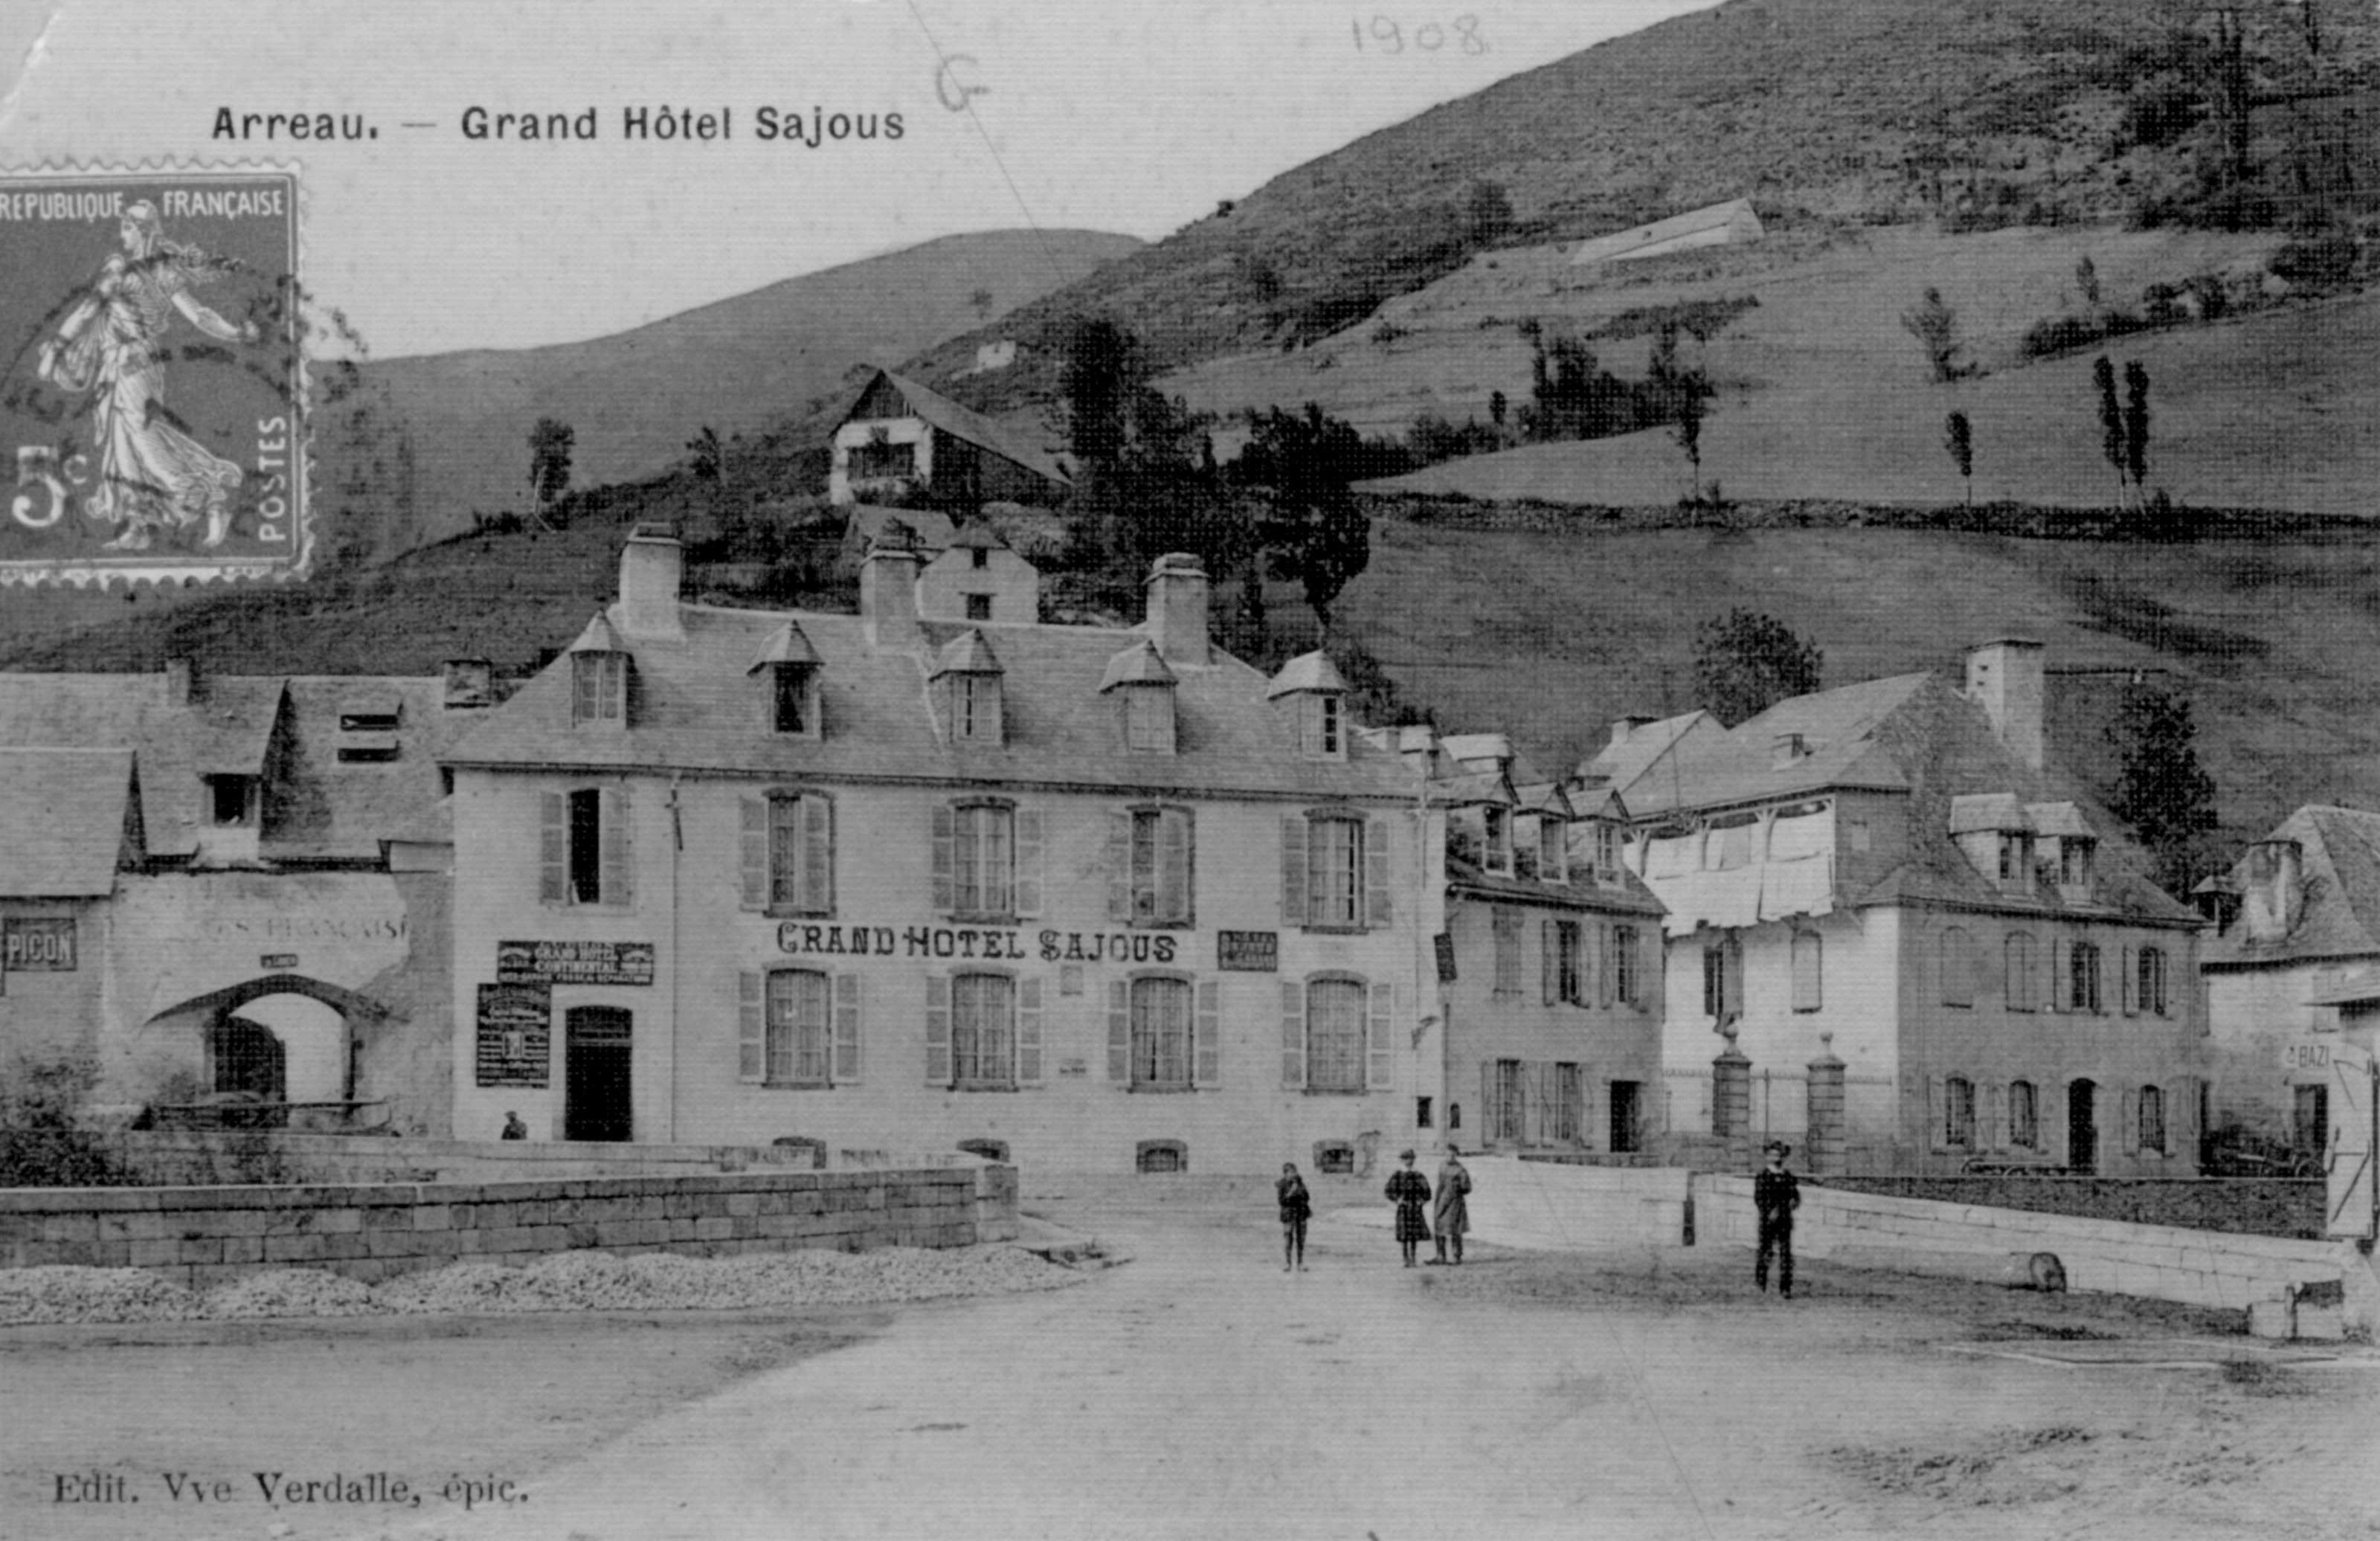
776, 922, 1183, 966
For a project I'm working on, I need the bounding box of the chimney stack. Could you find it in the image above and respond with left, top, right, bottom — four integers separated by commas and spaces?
1772, 732, 1806, 770
2241, 839, 2305, 943
163, 656, 199, 708
1144, 552, 1211, 667
442, 657, 495, 710
861, 521, 924, 649
1963, 638, 2045, 772
1609, 714, 1657, 748
616, 525, 684, 640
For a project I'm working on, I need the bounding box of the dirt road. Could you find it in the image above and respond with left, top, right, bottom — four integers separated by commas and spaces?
7, 1174, 2377, 1541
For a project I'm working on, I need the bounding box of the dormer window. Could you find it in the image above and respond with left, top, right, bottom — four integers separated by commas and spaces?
2061, 838, 2095, 887
1540, 817, 1569, 884
572, 652, 625, 726
749, 621, 823, 738
1482, 805, 1513, 876
1267, 652, 1351, 762
931, 630, 1005, 747
1302, 694, 1342, 757
1593, 822, 1620, 877
1101, 640, 1177, 755
1998, 831, 2033, 884
207, 774, 256, 827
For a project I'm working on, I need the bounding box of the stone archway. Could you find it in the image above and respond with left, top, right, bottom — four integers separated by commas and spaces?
146, 974, 396, 1113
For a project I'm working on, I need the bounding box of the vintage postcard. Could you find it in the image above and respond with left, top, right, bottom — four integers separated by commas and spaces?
1, 1, 2376, 1539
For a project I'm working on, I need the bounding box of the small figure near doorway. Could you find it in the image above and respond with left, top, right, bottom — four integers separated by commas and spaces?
1385, 1149, 1432, 1268
1754, 1139, 1801, 1299
501, 1110, 530, 1141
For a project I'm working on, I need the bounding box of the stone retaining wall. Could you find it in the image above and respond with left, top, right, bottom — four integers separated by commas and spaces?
1697, 1174, 2360, 1325
1818, 1176, 2323, 1240
94, 1132, 942, 1186
0, 1164, 1018, 1291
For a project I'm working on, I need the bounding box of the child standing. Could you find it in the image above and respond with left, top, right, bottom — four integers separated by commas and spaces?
1277, 1162, 1311, 1272
1754, 1139, 1801, 1299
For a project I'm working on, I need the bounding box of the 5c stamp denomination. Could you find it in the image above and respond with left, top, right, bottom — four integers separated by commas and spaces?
0, 167, 307, 588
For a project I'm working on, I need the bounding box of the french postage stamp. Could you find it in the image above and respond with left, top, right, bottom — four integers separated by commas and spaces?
0, 167, 306, 588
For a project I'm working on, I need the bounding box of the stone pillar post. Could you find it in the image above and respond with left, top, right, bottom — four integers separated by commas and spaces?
1713, 1029, 1752, 1172
1806, 1032, 1847, 1178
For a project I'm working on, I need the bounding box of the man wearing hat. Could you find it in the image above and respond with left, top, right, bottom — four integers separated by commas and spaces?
1754, 1140, 1801, 1298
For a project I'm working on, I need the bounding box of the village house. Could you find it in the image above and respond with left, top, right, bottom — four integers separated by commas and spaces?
441, 527, 1425, 1173
1568, 196, 1765, 266
828, 368, 1071, 508
2198, 805, 2380, 1162
0, 659, 482, 1133
1579, 640, 2209, 1176
1368, 728, 1667, 1159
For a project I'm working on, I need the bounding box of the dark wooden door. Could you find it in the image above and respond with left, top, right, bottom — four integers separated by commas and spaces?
2067, 1079, 2097, 1175
565, 1006, 633, 1142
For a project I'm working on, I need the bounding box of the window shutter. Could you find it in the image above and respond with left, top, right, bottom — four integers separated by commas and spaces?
803, 796, 834, 913
1366, 817, 1392, 927
1542, 919, 1558, 1006
1017, 977, 1044, 1084
539, 791, 567, 904
1280, 982, 1305, 1088
599, 786, 631, 907
1194, 980, 1221, 1087
2120, 944, 2138, 1015
2048, 937, 2068, 1012
931, 805, 955, 912
1107, 979, 1130, 1083
1480, 1061, 1495, 1145
1583, 1071, 1602, 1151
924, 975, 951, 1086
1591, 925, 1608, 1008
2169, 1077, 2196, 1159
739, 797, 768, 910
1160, 808, 1192, 925
1106, 812, 1133, 921
2120, 1084, 2139, 1154
1279, 816, 1308, 926
1012, 808, 1045, 918
738, 971, 765, 1084
1367, 982, 1393, 1089
1986, 1083, 2006, 1151
1928, 1074, 1947, 1152
2041, 1079, 2065, 1157
832, 972, 861, 1083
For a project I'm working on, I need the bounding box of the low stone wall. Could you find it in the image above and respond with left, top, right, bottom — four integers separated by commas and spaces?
1697, 1174, 2358, 1324
0, 1164, 1018, 1291
1820, 1176, 2323, 1241
93, 1132, 968, 1186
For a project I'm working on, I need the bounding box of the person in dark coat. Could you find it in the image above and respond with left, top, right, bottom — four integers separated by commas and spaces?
1277, 1162, 1312, 1272
501, 1110, 529, 1141
1385, 1149, 1432, 1267
1431, 1145, 1472, 1265
1754, 1139, 1801, 1298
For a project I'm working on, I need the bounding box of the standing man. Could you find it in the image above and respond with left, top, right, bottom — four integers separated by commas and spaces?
1431, 1145, 1472, 1265
1385, 1150, 1432, 1268
1277, 1162, 1312, 1273
1754, 1139, 1801, 1299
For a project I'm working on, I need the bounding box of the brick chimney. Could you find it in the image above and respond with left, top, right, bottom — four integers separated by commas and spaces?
1963, 638, 2045, 772
1609, 714, 1658, 749
1772, 732, 1807, 770
1144, 552, 1211, 667
616, 525, 684, 640
2241, 839, 2305, 943
163, 656, 199, 708
861, 522, 924, 649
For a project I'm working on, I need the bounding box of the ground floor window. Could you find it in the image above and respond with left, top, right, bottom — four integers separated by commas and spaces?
2009, 1079, 2038, 1149
1416, 1095, 1433, 1130
1944, 1075, 1975, 1148
766, 969, 831, 1084
1609, 1081, 1642, 1154
1130, 976, 1191, 1090
2296, 1083, 2329, 1157
1136, 1139, 1186, 1174
958, 1138, 1009, 1162
1551, 1062, 1583, 1143
1314, 1141, 1355, 1175
1492, 1058, 1524, 1143
953, 973, 1014, 1088
2138, 1084, 2167, 1154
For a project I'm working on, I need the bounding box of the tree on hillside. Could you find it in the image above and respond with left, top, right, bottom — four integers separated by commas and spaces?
1060, 313, 1144, 470
1464, 179, 1515, 247
686, 425, 721, 484
527, 417, 574, 522
969, 287, 994, 320
1900, 287, 1972, 383
1943, 409, 1975, 507
1649, 324, 1716, 500
2092, 356, 2128, 509
2107, 678, 2219, 897
2121, 361, 2151, 504
1234, 403, 1372, 638
1057, 312, 1210, 564
1692, 610, 1824, 728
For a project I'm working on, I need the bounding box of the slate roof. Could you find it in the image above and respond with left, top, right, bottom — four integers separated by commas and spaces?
1576, 710, 1719, 802
2203, 805, 2380, 967
0, 672, 469, 863
1099, 640, 1177, 691
1264, 652, 1348, 698
845, 371, 1072, 490
1444, 855, 1667, 916
446, 605, 1415, 802
0, 749, 137, 896
840, 505, 957, 556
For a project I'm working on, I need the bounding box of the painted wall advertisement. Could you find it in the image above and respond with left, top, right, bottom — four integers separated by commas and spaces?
475, 982, 552, 1088
2, 916, 77, 972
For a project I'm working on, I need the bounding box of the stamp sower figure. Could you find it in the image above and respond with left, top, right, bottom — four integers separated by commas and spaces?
1385, 1148, 1432, 1268
501, 1110, 529, 1141
38, 200, 256, 552
1754, 1139, 1801, 1298
1277, 1162, 1311, 1273
1431, 1145, 1472, 1265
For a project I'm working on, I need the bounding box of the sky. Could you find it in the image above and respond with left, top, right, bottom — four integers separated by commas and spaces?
0, 0, 1715, 359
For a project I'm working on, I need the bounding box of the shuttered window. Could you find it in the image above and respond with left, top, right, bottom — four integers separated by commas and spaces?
2009, 1080, 2038, 1148
1128, 977, 1192, 1090
1110, 808, 1194, 926
540, 787, 631, 907
2071, 942, 2103, 1013
767, 970, 832, 1084
949, 973, 1015, 1088
1613, 926, 1640, 1007
571, 652, 625, 727
2138, 1084, 2167, 1154
740, 794, 834, 913
1284, 813, 1388, 930
1552, 1062, 1583, 1142
1557, 921, 1585, 1006
1305, 979, 1366, 1092
2138, 946, 2169, 1016
2005, 933, 2038, 1011
1493, 907, 1522, 997
1945, 1075, 1976, 1148
935, 802, 1041, 920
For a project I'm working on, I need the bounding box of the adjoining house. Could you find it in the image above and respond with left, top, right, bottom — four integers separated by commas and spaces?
0, 659, 488, 1133
1370, 728, 1667, 1160
1569, 196, 1766, 267
828, 368, 1072, 508
442, 527, 1425, 1172
1580, 640, 2208, 1177
918, 524, 1041, 627
2199, 805, 2380, 1160
834, 505, 957, 578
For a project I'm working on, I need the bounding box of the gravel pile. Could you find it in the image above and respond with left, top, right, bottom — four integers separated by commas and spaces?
0, 1245, 1079, 1327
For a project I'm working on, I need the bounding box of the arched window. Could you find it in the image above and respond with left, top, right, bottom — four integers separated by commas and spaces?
2004, 933, 2038, 1011
2008, 1080, 2038, 1148
2138, 1084, 2167, 1154
2137, 947, 2169, 1016
1944, 1075, 1976, 1148
2070, 942, 2103, 1013
1939, 928, 1976, 1007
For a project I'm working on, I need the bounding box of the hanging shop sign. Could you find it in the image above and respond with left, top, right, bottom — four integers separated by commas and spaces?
496, 939, 655, 986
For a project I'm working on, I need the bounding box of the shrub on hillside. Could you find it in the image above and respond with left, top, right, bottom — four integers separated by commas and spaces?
0, 1053, 132, 1189
2268, 232, 2360, 288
